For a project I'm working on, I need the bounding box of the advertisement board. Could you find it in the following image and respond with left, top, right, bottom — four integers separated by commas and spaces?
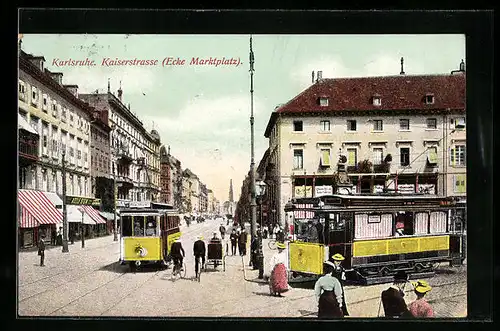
315, 185, 333, 197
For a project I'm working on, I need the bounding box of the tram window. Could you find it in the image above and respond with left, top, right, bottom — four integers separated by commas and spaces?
121, 216, 132, 237
145, 216, 157, 236
133, 216, 145, 237
395, 213, 414, 236
329, 213, 348, 231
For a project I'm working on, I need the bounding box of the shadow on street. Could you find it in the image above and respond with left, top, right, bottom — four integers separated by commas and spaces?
99, 261, 165, 274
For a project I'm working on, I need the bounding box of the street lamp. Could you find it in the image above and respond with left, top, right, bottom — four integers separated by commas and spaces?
110, 124, 118, 242
61, 148, 69, 253
79, 207, 85, 248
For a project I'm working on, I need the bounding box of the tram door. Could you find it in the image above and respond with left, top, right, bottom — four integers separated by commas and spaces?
326, 212, 353, 269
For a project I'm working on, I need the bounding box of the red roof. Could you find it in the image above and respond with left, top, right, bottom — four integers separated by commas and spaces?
265, 73, 465, 137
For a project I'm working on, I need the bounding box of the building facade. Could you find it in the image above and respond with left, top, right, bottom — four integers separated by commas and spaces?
19, 50, 93, 197
264, 66, 466, 228
199, 182, 208, 213
80, 85, 161, 205
159, 145, 183, 208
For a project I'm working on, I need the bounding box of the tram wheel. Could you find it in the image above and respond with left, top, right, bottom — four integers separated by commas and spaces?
130, 262, 137, 272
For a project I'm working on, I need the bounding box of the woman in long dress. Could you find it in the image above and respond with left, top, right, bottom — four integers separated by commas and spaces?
268, 242, 289, 296
331, 253, 349, 316
314, 261, 344, 318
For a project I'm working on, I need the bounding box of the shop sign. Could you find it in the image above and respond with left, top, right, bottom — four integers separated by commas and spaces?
294, 186, 313, 198
66, 195, 101, 206
315, 185, 333, 197
418, 184, 436, 195
128, 201, 151, 208
397, 184, 415, 194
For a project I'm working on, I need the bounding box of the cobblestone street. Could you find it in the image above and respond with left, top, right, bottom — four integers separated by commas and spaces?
18, 219, 467, 318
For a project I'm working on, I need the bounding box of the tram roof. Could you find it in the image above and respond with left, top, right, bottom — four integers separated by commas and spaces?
119, 208, 179, 216
292, 193, 449, 202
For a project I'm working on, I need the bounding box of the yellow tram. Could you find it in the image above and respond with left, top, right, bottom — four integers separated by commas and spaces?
119, 202, 181, 271
285, 194, 466, 283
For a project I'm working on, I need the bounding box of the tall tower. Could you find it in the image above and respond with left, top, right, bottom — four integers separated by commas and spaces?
229, 179, 234, 202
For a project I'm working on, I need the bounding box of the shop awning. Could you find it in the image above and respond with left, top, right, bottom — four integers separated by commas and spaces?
18, 205, 38, 228
18, 189, 62, 227
99, 211, 120, 221
44, 191, 63, 209
80, 205, 106, 224
18, 114, 39, 135
66, 205, 97, 225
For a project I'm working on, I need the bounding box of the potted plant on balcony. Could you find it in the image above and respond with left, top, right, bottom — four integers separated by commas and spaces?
357, 159, 373, 173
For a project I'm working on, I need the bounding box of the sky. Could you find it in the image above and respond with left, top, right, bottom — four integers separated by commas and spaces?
20, 34, 465, 202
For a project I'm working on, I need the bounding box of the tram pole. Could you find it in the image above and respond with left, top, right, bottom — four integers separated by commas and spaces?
61, 150, 69, 253
113, 161, 118, 241
249, 35, 257, 257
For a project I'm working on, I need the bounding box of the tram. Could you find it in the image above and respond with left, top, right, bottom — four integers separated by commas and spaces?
285, 194, 466, 283
119, 202, 181, 271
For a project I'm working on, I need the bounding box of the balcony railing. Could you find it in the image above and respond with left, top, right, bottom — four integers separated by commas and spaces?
19, 140, 39, 163
116, 148, 133, 163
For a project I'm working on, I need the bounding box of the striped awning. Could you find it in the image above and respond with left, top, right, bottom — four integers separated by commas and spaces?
80, 205, 106, 224
18, 204, 38, 228
18, 189, 62, 227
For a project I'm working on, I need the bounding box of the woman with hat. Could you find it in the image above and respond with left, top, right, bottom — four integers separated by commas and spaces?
268, 242, 289, 296
314, 260, 344, 318
379, 270, 412, 318
331, 253, 349, 316
408, 280, 434, 318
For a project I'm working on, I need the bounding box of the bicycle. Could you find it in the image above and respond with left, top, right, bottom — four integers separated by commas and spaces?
194, 256, 203, 282
171, 258, 187, 281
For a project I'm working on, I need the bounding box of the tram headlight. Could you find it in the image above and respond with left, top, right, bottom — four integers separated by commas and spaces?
135, 246, 148, 257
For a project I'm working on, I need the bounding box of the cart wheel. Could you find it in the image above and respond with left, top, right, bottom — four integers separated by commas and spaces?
181, 263, 187, 278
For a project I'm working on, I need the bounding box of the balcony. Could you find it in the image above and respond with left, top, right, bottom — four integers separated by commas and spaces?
116, 148, 133, 164
19, 137, 39, 167
116, 175, 134, 189
373, 163, 390, 173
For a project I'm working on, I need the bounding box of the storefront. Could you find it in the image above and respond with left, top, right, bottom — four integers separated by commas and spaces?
18, 189, 62, 248
65, 195, 107, 239
292, 175, 335, 198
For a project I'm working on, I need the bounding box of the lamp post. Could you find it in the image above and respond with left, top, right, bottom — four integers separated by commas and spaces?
113, 161, 118, 241
79, 207, 85, 248
61, 149, 69, 253
249, 35, 257, 250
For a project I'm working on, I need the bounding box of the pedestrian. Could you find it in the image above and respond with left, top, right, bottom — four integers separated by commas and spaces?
379, 271, 413, 318
219, 223, 226, 240
170, 238, 185, 271
330, 253, 349, 316
268, 242, 289, 297
314, 261, 344, 318
408, 280, 434, 318
193, 235, 206, 275
51, 227, 56, 246
38, 235, 46, 267
230, 229, 238, 256
238, 228, 248, 256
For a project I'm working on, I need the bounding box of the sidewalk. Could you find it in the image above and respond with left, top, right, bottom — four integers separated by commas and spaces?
19, 234, 114, 253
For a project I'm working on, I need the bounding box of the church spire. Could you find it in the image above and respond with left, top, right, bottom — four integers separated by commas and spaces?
229, 179, 234, 202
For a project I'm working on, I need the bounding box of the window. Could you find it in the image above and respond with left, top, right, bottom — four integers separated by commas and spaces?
347, 120, 357, 131
399, 119, 410, 130
61, 108, 67, 122
42, 94, 48, 111
425, 94, 435, 104
145, 216, 157, 236
70, 147, 74, 157
319, 97, 329, 107
18, 80, 26, 100
427, 146, 438, 165
30, 116, 39, 132
427, 118, 437, 129
31, 86, 38, 106
454, 174, 466, 193
372, 148, 383, 165
372, 96, 381, 106
77, 150, 81, 160
450, 145, 466, 166
320, 149, 331, 167
347, 148, 357, 166
454, 117, 466, 129
293, 121, 303, 132
69, 113, 74, 126
293, 149, 303, 169
52, 101, 58, 117
373, 120, 383, 131
400, 148, 410, 167
320, 120, 330, 132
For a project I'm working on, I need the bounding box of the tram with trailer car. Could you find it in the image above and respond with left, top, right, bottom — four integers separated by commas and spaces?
285, 194, 466, 284
119, 202, 181, 271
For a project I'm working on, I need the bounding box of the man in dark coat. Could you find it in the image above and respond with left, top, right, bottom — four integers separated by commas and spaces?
229, 229, 238, 256
38, 235, 46, 267
380, 271, 413, 318
170, 238, 185, 271
238, 229, 247, 256
193, 235, 206, 275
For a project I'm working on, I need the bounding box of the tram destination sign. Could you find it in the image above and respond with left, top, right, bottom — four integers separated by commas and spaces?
66, 195, 101, 206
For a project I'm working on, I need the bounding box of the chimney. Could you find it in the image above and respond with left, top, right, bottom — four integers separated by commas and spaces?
316, 70, 323, 82
400, 57, 405, 75
107, 78, 110, 93
311, 71, 315, 84
168, 145, 171, 156
459, 59, 465, 72
50, 72, 63, 85
64, 85, 79, 97
117, 80, 123, 101
128, 103, 131, 110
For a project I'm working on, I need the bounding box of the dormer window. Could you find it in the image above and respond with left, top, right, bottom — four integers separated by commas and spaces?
319, 97, 329, 107
425, 94, 435, 104
372, 95, 381, 106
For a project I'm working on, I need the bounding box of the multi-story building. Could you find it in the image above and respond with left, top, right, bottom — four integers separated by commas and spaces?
181, 169, 193, 213
159, 145, 183, 208
19, 50, 93, 197
80, 84, 161, 205
207, 189, 215, 214
263, 62, 466, 228
199, 182, 208, 213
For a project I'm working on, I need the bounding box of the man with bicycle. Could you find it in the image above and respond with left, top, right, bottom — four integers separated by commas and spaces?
193, 235, 206, 276
170, 238, 185, 272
